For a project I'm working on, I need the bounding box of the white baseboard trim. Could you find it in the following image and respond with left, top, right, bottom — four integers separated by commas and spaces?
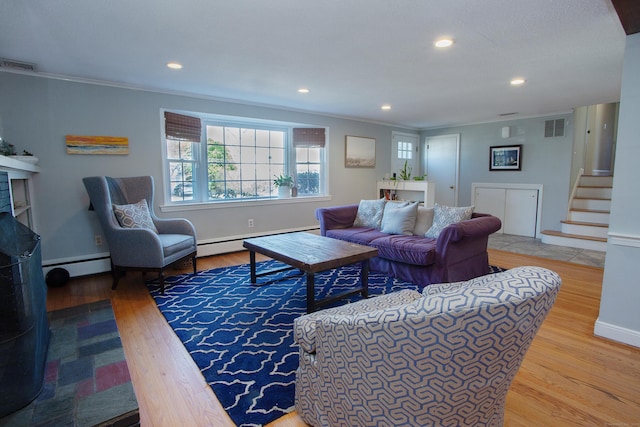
594, 318, 640, 348
42, 226, 321, 277
43, 254, 112, 277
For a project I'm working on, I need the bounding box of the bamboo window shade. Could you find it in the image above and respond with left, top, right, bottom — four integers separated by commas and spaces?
293, 128, 326, 147
164, 111, 202, 143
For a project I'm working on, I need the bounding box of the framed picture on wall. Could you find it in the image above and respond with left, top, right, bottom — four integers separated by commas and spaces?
490, 144, 522, 171
345, 135, 376, 168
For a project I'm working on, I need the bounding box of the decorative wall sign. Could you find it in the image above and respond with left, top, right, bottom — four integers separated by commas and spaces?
345, 135, 376, 168
66, 135, 129, 155
490, 144, 522, 171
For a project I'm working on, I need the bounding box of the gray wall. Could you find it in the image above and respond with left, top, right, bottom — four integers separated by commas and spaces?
597, 32, 640, 346
421, 114, 574, 232
0, 72, 414, 266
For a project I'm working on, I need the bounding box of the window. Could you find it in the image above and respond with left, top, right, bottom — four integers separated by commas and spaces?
163, 111, 327, 204
397, 141, 413, 160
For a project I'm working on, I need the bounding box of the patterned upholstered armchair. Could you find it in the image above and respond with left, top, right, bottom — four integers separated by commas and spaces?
294, 266, 561, 427
83, 176, 197, 294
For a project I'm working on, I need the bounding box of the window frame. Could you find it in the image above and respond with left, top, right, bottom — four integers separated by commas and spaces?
161, 110, 328, 207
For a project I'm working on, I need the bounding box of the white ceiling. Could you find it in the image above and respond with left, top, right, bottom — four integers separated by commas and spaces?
0, 0, 627, 129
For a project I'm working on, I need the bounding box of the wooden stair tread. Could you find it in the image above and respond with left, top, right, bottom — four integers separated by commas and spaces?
577, 185, 612, 189
573, 196, 611, 201
570, 208, 610, 214
561, 220, 608, 228
541, 230, 607, 242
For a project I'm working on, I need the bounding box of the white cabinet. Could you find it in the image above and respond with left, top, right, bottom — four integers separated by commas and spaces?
472, 183, 542, 238
377, 180, 435, 207
0, 155, 39, 231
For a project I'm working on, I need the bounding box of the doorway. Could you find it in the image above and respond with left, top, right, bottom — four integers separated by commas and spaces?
423, 134, 460, 206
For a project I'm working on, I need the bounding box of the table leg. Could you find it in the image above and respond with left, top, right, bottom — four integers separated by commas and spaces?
306, 272, 315, 313
360, 260, 369, 298
249, 250, 257, 284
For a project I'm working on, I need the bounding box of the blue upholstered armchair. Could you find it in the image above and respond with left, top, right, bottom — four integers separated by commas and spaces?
294, 266, 561, 426
83, 176, 197, 293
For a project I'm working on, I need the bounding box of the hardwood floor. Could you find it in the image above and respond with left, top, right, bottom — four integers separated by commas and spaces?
46, 250, 640, 427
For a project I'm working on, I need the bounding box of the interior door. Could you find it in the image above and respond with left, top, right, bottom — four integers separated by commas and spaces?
391, 132, 419, 179
424, 134, 460, 206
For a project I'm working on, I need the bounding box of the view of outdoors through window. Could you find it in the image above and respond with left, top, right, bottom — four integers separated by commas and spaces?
207, 125, 285, 199
165, 113, 325, 203
167, 138, 195, 201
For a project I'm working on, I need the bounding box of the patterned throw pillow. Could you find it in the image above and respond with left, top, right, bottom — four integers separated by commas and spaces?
380, 201, 419, 235
112, 199, 158, 233
424, 203, 474, 238
353, 199, 387, 229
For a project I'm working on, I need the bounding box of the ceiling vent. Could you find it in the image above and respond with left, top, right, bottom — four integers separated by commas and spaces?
0, 58, 36, 72
545, 118, 565, 138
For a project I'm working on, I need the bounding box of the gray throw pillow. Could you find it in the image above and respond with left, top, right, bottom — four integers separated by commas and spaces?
353, 199, 387, 229
380, 201, 419, 235
412, 206, 435, 236
425, 203, 474, 238
113, 198, 159, 233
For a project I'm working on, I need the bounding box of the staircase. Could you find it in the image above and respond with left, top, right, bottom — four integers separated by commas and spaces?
541, 175, 611, 252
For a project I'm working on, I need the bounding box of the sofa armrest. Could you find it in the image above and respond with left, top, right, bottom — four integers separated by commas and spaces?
436, 214, 501, 247
294, 289, 421, 353
315, 204, 359, 236
433, 214, 501, 280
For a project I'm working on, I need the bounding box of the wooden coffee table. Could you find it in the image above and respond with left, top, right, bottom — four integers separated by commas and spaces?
243, 232, 379, 312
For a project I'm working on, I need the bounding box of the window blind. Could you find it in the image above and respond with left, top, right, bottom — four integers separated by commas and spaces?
293, 128, 326, 147
164, 111, 202, 143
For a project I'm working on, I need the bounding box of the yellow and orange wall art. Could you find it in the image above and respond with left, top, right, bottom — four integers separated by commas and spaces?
65, 135, 129, 155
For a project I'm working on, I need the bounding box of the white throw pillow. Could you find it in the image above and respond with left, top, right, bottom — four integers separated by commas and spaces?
424, 203, 474, 238
112, 198, 158, 233
353, 199, 387, 229
380, 201, 419, 235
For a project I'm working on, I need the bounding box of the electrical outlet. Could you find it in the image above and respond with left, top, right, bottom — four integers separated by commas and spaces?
248, 218, 254, 228
95, 235, 103, 246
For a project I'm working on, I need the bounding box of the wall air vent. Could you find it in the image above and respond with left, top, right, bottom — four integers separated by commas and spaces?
0, 58, 36, 72
545, 118, 565, 138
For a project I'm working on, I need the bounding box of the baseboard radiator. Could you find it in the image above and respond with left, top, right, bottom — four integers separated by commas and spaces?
42, 227, 321, 277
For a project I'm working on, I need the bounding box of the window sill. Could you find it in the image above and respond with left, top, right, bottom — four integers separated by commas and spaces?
159, 195, 332, 213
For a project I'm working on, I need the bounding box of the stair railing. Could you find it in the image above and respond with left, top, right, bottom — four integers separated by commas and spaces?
567, 168, 584, 218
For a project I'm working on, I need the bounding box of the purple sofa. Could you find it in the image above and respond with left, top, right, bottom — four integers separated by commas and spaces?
316, 204, 502, 286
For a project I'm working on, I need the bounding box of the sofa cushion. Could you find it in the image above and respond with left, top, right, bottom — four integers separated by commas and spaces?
326, 227, 388, 245
112, 198, 158, 233
380, 201, 419, 235
353, 199, 386, 229
425, 204, 474, 238
369, 234, 437, 266
412, 206, 435, 236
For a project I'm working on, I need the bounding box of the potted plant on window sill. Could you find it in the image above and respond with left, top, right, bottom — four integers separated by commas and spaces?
274, 174, 294, 198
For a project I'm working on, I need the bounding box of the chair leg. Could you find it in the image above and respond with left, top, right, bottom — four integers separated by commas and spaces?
192, 254, 197, 275
112, 268, 122, 290
159, 271, 165, 294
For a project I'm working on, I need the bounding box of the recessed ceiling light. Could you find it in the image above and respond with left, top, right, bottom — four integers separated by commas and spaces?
297, 88, 310, 94
381, 105, 392, 111
510, 78, 526, 86
434, 38, 454, 48
167, 62, 183, 70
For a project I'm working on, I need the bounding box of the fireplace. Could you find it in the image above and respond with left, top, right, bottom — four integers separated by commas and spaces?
0, 171, 49, 417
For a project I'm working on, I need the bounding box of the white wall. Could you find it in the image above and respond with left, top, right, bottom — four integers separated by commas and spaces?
0, 72, 415, 270
596, 32, 640, 348
421, 114, 574, 232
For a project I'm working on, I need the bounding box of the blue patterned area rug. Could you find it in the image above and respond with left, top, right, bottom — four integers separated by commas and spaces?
148, 261, 504, 427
